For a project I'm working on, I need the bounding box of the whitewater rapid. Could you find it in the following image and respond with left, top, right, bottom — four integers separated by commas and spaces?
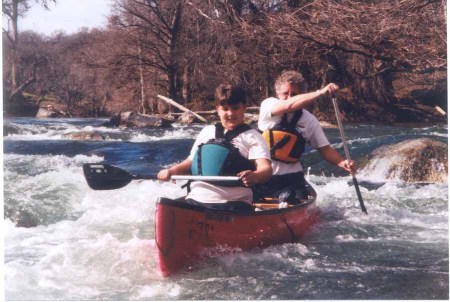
3, 118, 448, 300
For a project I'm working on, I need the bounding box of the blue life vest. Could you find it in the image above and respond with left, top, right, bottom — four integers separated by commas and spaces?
191, 124, 255, 186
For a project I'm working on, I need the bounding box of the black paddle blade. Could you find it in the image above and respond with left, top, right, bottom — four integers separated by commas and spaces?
83, 163, 133, 190
352, 175, 368, 214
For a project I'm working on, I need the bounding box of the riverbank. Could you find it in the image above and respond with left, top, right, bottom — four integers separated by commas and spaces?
4, 93, 447, 125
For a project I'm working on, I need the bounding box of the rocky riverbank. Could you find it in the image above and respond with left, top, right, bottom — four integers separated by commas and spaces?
5, 94, 447, 127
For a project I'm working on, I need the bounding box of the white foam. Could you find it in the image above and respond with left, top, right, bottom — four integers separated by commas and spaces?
129, 128, 199, 142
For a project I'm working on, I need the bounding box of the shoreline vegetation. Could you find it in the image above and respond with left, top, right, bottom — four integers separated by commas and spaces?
3, 1, 446, 125
11, 92, 447, 127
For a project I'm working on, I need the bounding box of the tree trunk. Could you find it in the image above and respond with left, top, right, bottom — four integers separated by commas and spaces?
352, 57, 394, 105
182, 64, 192, 104
138, 43, 149, 114
166, 1, 183, 102
10, 0, 19, 92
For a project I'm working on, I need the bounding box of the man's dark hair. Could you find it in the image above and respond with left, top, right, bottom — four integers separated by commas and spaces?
215, 84, 247, 107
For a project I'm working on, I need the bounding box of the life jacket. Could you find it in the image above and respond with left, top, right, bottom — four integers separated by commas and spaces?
190, 123, 255, 186
262, 110, 306, 163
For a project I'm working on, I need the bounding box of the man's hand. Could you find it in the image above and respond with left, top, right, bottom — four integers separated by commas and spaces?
338, 159, 357, 174
319, 83, 339, 95
237, 170, 257, 187
157, 169, 172, 181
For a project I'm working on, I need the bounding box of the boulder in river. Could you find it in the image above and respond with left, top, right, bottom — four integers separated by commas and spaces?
178, 112, 200, 124
36, 105, 65, 118
361, 138, 447, 183
244, 113, 259, 124
4, 123, 22, 136
62, 131, 105, 140
100, 111, 173, 128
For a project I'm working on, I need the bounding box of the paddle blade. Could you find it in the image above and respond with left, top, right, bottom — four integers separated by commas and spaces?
83, 163, 133, 190
352, 175, 368, 214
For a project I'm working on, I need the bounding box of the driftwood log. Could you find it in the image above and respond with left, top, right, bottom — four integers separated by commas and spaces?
157, 95, 208, 123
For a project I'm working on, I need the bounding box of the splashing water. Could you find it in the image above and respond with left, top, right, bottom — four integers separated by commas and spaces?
3, 118, 448, 300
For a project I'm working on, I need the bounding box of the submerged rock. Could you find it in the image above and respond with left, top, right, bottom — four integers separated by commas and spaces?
3, 123, 22, 135
361, 138, 447, 183
100, 111, 172, 128
62, 131, 105, 140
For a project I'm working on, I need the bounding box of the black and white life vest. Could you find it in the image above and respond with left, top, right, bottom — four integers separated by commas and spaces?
190, 123, 255, 186
261, 110, 306, 163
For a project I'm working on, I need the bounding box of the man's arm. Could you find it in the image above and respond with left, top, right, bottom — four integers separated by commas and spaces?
317, 145, 357, 174
237, 158, 272, 187
157, 158, 192, 181
271, 83, 339, 116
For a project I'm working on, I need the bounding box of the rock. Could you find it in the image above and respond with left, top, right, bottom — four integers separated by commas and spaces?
62, 131, 105, 140
244, 113, 259, 124
3, 123, 22, 135
99, 113, 121, 127
36, 105, 65, 118
361, 138, 447, 183
7, 209, 39, 228
178, 112, 199, 124
36, 108, 60, 118
320, 121, 338, 128
100, 111, 172, 128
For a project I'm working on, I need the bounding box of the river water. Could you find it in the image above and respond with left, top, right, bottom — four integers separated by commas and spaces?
3, 117, 448, 300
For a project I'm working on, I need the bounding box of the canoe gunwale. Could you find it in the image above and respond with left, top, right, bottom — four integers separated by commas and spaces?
157, 197, 316, 216
156, 183, 317, 216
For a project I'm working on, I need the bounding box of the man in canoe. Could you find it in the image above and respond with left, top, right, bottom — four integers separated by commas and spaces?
255, 70, 357, 204
157, 84, 272, 211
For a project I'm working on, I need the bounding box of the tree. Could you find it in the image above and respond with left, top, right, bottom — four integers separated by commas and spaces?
278, 0, 446, 105
110, 0, 186, 104
2, 0, 56, 113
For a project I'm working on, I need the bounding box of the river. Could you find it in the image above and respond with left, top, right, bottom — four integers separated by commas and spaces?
3, 117, 448, 300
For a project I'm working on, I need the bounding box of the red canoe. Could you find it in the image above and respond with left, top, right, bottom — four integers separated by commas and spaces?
154, 184, 319, 277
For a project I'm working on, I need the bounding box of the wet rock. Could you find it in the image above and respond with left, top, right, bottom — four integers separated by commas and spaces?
320, 121, 338, 128
99, 113, 121, 127
244, 113, 259, 124
36, 105, 65, 118
62, 131, 105, 140
178, 112, 200, 124
3, 123, 22, 135
362, 138, 448, 183
36, 108, 59, 118
100, 111, 172, 128
5, 208, 39, 228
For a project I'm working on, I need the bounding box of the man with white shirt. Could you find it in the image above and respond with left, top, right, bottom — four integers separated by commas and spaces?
158, 84, 272, 211
255, 70, 356, 204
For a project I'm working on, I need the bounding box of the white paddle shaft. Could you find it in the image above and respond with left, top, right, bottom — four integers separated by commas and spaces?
332, 97, 352, 161
171, 175, 240, 181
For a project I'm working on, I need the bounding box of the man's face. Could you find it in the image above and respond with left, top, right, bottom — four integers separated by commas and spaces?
276, 83, 301, 100
216, 103, 246, 130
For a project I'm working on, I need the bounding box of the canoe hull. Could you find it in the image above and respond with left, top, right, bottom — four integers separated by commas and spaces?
155, 191, 318, 276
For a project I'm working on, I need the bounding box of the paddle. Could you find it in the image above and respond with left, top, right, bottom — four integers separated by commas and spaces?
82, 163, 240, 190
331, 96, 368, 214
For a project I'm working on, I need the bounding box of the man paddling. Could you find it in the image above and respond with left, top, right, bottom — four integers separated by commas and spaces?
254, 70, 357, 204
157, 84, 272, 211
